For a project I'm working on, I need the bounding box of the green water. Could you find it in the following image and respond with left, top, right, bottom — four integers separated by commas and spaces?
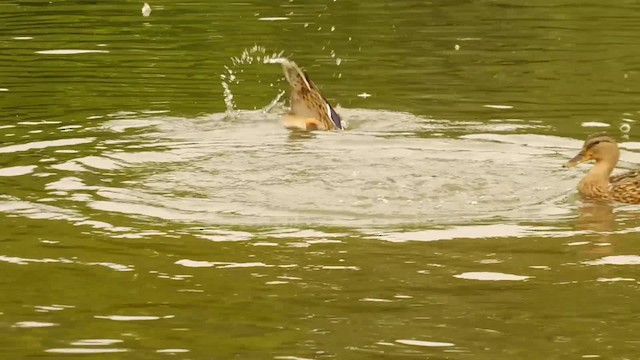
2, 0, 640, 358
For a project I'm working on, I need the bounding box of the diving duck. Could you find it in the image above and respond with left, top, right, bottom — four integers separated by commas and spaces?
564, 134, 640, 203
280, 60, 343, 131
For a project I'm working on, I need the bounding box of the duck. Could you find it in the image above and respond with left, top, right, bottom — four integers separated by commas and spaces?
279, 60, 343, 131
564, 134, 640, 203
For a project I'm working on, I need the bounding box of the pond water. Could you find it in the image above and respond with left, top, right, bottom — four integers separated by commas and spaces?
1, 0, 640, 358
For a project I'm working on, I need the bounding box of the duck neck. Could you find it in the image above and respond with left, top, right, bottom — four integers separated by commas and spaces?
581, 160, 615, 190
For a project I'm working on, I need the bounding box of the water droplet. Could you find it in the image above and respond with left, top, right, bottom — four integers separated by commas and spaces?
141, 3, 151, 17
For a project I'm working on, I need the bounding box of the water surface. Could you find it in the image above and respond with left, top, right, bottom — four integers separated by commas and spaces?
1, 0, 640, 358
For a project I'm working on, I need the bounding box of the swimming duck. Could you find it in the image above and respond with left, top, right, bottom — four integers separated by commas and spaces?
280, 60, 343, 131
564, 134, 640, 203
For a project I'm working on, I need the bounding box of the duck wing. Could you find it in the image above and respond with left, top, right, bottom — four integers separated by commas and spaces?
610, 171, 640, 204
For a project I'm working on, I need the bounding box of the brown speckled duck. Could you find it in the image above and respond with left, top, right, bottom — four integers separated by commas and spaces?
280, 60, 343, 131
564, 134, 640, 203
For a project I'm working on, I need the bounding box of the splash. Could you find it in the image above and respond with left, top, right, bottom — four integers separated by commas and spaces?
220, 45, 285, 116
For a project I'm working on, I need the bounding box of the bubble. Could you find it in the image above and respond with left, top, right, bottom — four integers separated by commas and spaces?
620, 123, 631, 133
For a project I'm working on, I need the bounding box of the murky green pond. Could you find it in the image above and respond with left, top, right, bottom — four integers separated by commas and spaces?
2, 0, 640, 358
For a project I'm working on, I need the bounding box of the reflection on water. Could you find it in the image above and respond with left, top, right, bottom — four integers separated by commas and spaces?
2, 0, 640, 358
575, 202, 616, 232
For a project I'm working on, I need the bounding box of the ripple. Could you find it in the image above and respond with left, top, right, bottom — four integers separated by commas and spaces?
0, 110, 621, 238
0, 255, 70, 266
0, 254, 136, 274
483, 104, 513, 109
265, 281, 288, 285
195, 229, 253, 242
0, 165, 36, 177
35, 304, 74, 312
13, 321, 58, 328
266, 229, 345, 239
453, 272, 531, 281
258, 17, 289, 21
18, 120, 61, 125
0, 198, 139, 235
396, 339, 455, 347
157, 349, 190, 353
0, 138, 95, 154
359, 298, 394, 302
74, 156, 123, 170
174, 259, 274, 269
584, 255, 640, 266
87, 262, 134, 272
567, 241, 590, 246
45, 348, 128, 354
530, 265, 550, 270
596, 277, 636, 282
36, 49, 109, 55
84, 111, 567, 228
71, 339, 124, 346
95, 315, 168, 321
375, 224, 567, 242
315, 265, 359, 270
581, 122, 610, 128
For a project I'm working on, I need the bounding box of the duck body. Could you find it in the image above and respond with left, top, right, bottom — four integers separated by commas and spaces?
608, 171, 640, 203
565, 134, 640, 204
280, 60, 343, 131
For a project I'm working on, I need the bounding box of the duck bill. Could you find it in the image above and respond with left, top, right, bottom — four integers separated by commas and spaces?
563, 152, 587, 168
